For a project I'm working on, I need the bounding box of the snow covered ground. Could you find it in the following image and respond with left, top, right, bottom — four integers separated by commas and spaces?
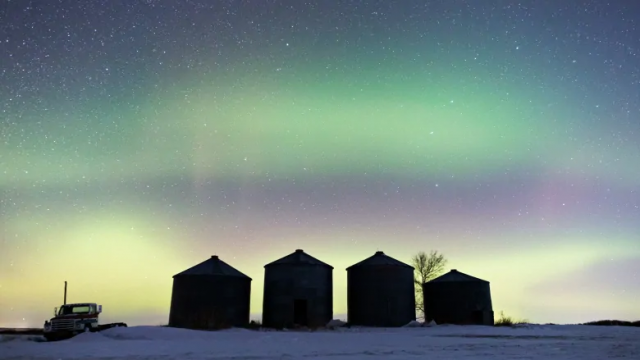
1, 324, 638, 359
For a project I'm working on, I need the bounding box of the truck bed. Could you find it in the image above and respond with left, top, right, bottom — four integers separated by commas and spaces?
97, 322, 128, 331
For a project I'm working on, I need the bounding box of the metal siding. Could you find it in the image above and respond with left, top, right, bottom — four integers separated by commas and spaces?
168, 275, 251, 330
347, 265, 415, 327
423, 280, 493, 325
262, 264, 333, 328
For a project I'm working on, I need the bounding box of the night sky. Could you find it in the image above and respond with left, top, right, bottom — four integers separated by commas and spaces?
1, 0, 639, 327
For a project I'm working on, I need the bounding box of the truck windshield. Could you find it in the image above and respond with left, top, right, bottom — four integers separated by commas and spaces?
58, 305, 92, 315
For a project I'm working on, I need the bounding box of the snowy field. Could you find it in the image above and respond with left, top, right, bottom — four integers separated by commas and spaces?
1, 324, 638, 360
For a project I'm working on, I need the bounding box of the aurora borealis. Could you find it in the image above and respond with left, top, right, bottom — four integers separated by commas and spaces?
1, 0, 639, 328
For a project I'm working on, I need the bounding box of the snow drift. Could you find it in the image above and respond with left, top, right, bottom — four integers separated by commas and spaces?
0, 324, 638, 359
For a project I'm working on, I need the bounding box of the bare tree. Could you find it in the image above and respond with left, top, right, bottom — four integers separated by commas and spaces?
411, 250, 447, 320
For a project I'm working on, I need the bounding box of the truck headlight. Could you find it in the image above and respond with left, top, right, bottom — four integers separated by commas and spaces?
76, 323, 84, 329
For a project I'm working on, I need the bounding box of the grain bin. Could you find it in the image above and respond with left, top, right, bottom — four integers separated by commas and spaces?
169, 255, 251, 329
262, 249, 333, 328
346, 251, 415, 327
423, 269, 493, 325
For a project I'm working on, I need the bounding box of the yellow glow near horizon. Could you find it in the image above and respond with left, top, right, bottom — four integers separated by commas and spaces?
3, 209, 637, 328
0, 208, 186, 326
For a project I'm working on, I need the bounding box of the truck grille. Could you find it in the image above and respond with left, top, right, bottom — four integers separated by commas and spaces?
51, 319, 76, 331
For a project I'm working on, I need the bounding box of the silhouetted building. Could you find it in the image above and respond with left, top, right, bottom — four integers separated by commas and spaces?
262, 249, 333, 328
423, 269, 494, 325
168, 255, 251, 330
347, 251, 415, 327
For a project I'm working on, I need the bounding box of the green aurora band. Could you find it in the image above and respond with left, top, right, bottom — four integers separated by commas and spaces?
4, 67, 639, 187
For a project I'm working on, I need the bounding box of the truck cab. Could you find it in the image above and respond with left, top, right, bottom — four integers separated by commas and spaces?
43, 303, 102, 340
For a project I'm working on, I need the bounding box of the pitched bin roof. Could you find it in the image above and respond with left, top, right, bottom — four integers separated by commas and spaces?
346, 251, 414, 270
426, 269, 488, 283
173, 255, 251, 279
264, 249, 333, 269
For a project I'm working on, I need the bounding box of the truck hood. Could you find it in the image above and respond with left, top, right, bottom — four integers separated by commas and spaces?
50, 314, 98, 321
